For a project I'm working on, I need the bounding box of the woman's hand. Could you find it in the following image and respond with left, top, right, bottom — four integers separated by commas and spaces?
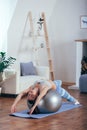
29, 106, 35, 114
11, 104, 16, 113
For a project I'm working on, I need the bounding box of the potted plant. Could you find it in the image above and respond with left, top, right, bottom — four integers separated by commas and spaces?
0, 52, 16, 82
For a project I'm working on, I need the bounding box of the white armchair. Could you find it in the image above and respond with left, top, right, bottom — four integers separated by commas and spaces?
1, 66, 49, 95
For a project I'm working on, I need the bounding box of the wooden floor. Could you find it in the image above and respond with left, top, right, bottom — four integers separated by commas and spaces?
0, 86, 87, 130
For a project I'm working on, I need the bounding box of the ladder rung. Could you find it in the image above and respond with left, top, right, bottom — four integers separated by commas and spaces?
48, 59, 52, 61
50, 70, 54, 72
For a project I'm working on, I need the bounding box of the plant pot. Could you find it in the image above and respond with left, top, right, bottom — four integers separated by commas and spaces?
0, 72, 4, 82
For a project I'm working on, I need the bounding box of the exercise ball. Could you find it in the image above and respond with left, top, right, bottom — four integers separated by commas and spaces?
27, 89, 62, 114
37, 89, 62, 113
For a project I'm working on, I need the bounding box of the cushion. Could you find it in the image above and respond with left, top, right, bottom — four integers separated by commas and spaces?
20, 62, 37, 76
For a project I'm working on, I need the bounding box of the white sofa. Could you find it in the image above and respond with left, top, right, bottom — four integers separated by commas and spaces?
1, 66, 49, 95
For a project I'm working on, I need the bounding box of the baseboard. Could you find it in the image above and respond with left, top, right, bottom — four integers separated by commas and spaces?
62, 82, 75, 87
68, 85, 79, 90
0, 93, 18, 98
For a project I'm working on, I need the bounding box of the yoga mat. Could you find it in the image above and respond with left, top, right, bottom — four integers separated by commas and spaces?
10, 102, 82, 119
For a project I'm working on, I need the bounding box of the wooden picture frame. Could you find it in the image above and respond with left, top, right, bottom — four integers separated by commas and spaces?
80, 15, 87, 29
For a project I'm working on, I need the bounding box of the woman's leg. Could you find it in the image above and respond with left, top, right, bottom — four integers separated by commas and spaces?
60, 88, 76, 102
54, 80, 80, 104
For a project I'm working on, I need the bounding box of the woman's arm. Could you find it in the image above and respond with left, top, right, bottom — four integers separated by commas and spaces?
29, 86, 51, 114
11, 86, 32, 113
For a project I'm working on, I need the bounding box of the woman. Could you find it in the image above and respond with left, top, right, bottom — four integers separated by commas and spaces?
11, 80, 80, 114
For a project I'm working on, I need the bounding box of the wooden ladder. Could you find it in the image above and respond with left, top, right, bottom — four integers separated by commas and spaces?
21, 11, 55, 80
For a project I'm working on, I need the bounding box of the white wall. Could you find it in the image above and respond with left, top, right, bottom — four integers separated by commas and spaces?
0, 0, 17, 51
7, 0, 57, 66
48, 0, 87, 82
7, 0, 87, 83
